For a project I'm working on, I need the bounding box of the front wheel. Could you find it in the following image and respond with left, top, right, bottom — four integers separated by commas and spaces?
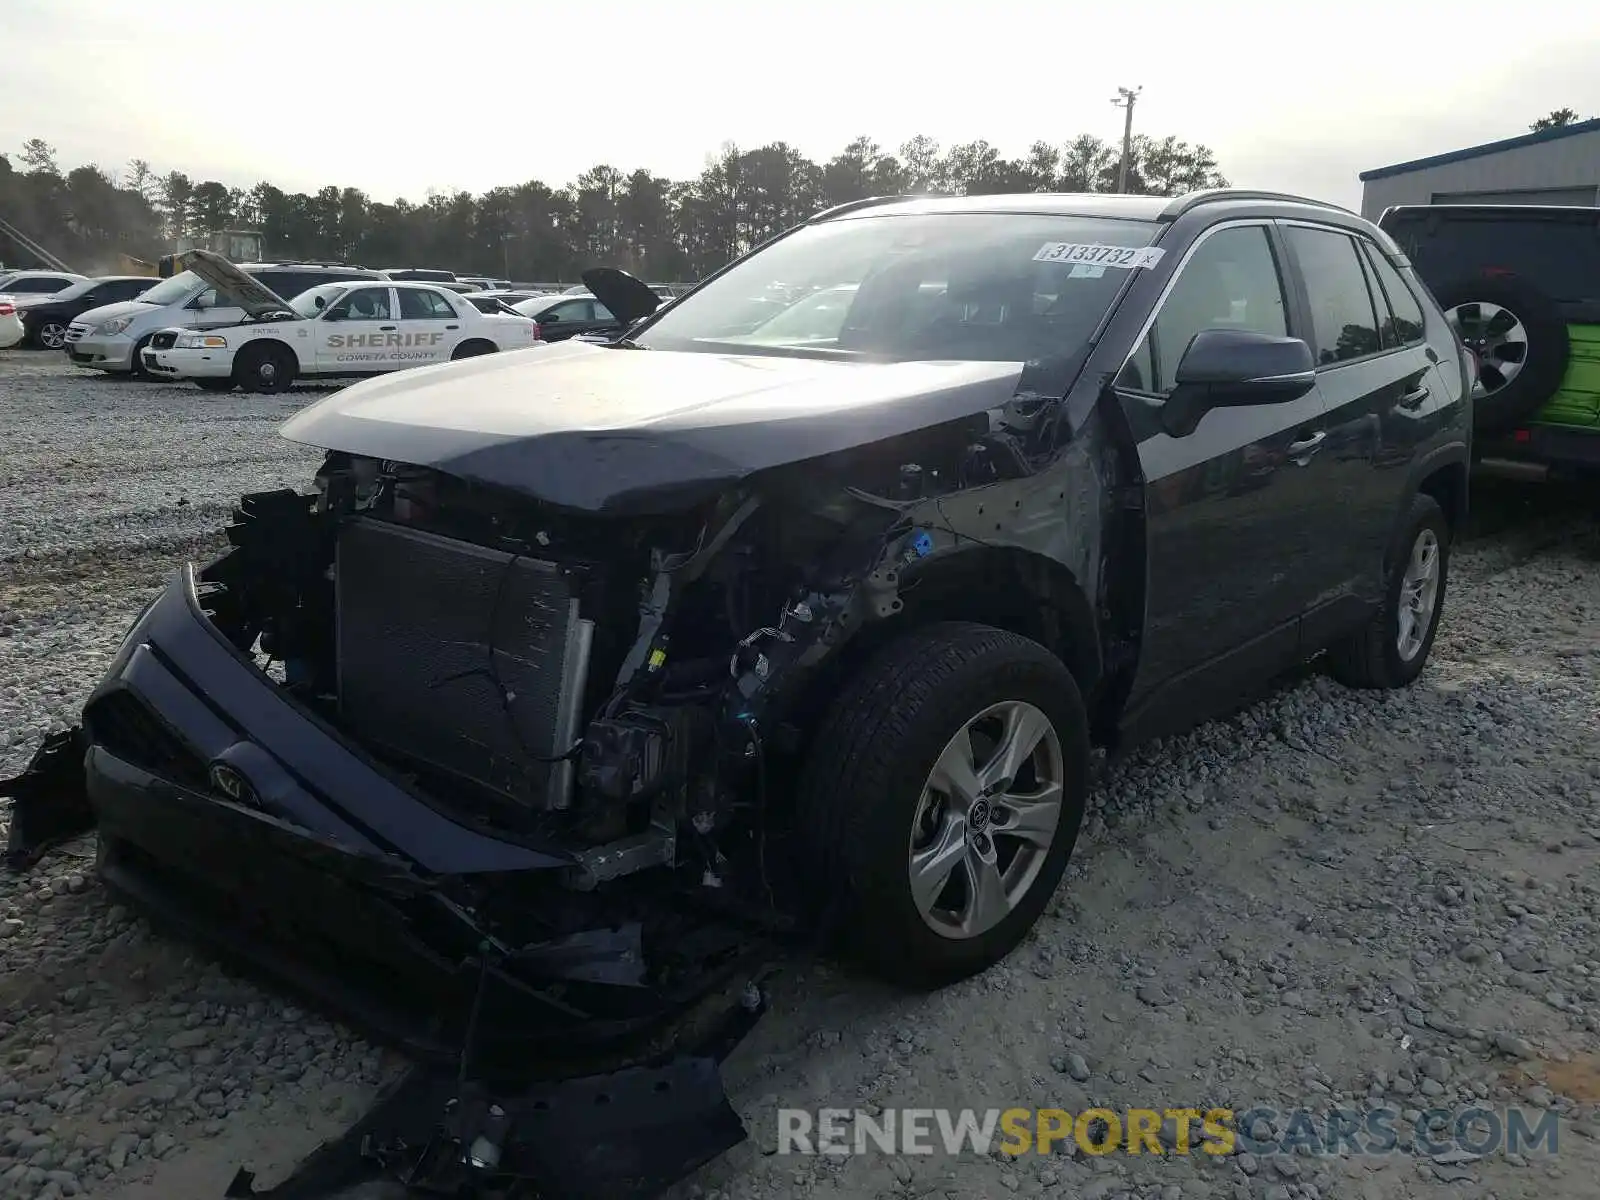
29, 320, 69, 350
233, 344, 296, 394
1326, 493, 1450, 689
795, 622, 1089, 987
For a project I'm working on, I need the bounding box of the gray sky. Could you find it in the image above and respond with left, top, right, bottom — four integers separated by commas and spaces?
6, 0, 1599, 212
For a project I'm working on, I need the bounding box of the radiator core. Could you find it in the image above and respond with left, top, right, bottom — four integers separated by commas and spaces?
334, 517, 593, 810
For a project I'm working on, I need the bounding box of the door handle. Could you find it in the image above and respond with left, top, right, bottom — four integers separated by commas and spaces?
1287, 431, 1327, 460
378, 325, 396, 331
1399, 384, 1430, 409
445, 324, 459, 330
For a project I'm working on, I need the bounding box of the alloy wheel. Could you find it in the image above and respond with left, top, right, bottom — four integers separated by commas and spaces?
38, 322, 68, 350
908, 700, 1064, 940
1444, 302, 1527, 399
1397, 527, 1441, 662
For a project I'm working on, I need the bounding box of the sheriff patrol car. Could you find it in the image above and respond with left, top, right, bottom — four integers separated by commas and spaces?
140, 250, 541, 392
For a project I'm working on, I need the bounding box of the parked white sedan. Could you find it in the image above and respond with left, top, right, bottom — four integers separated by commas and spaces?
0, 300, 23, 350
140, 250, 541, 393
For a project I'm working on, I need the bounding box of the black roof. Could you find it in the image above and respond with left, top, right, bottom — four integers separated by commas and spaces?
1360, 117, 1600, 182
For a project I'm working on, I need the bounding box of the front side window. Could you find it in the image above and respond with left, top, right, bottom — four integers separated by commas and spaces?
634, 212, 1162, 363
1118, 224, 1288, 395
329, 287, 393, 321
1284, 226, 1381, 365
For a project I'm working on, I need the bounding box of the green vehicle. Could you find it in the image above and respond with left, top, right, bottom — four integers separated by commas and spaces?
1378, 204, 1600, 479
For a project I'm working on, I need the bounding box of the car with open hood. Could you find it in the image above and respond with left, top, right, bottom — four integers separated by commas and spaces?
4, 188, 1471, 1197
138, 251, 543, 392
63, 260, 385, 376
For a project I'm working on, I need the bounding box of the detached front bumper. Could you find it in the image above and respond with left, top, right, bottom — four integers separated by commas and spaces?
5, 573, 775, 1197
144, 346, 233, 378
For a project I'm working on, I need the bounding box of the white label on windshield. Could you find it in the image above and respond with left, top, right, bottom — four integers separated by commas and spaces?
1034, 242, 1165, 269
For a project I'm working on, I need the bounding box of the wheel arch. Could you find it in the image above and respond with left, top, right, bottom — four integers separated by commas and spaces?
454, 337, 498, 358
783, 546, 1104, 747
1403, 442, 1470, 554
236, 336, 303, 368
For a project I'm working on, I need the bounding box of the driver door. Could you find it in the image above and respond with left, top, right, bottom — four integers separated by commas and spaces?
315, 286, 398, 373
1113, 221, 1333, 731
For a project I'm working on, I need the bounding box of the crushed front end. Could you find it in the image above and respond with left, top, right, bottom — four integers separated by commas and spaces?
2, 424, 1016, 1194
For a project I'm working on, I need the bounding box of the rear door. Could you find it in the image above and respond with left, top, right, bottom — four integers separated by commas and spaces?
1114, 221, 1332, 719
394, 287, 465, 364
315, 286, 399, 372
1278, 222, 1432, 632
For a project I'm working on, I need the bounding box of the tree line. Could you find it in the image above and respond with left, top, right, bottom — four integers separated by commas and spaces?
1, 132, 1228, 283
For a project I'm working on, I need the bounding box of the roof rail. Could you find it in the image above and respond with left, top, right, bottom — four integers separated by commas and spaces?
1158, 189, 1350, 221
808, 195, 922, 222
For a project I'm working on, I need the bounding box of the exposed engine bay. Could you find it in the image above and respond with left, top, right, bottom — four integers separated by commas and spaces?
199, 404, 1048, 899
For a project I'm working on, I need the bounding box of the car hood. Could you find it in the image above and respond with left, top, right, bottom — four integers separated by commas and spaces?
581, 267, 661, 324
72, 299, 159, 327
179, 248, 294, 318
280, 340, 1026, 515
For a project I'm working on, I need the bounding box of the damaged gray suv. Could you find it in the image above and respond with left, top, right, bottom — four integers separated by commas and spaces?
4, 189, 1471, 1195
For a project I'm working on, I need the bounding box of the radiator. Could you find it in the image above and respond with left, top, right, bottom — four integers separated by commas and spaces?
335, 517, 593, 810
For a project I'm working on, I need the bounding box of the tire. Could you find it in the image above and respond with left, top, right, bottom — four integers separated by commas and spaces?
451, 339, 496, 360
1325, 493, 1449, 690
27, 319, 69, 351
1432, 277, 1568, 433
794, 622, 1090, 988
233, 343, 296, 394
128, 334, 156, 380
195, 379, 234, 393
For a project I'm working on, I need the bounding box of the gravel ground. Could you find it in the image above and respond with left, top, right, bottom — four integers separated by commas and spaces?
2, 350, 1599, 1200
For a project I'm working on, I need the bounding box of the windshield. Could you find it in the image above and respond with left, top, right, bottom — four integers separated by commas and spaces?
634, 212, 1161, 362
291, 283, 350, 318
135, 271, 203, 306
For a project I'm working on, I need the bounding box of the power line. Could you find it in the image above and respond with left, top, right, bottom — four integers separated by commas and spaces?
1110, 86, 1142, 194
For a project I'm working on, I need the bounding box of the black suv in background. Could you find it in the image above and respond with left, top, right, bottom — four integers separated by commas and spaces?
1379, 203, 1600, 476
15, 275, 155, 349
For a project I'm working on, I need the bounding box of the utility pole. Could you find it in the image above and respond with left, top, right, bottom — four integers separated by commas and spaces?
1111, 86, 1142, 194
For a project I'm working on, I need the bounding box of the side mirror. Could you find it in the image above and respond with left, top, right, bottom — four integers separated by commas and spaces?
1160, 328, 1316, 438
313, 295, 327, 311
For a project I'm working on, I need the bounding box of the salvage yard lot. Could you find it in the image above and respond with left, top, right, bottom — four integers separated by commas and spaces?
2, 350, 1599, 1200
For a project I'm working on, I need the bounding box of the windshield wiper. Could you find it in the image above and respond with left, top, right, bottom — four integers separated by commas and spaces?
606, 337, 650, 350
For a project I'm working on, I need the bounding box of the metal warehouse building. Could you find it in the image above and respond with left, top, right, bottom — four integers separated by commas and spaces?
1359, 117, 1600, 220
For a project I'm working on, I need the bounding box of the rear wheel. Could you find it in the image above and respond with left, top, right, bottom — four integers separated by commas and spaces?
1434, 278, 1568, 432
795, 622, 1089, 987
28, 319, 69, 350
451, 339, 496, 360
233, 343, 296, 394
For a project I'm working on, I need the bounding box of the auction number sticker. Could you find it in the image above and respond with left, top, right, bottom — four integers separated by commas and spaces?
1034, 242, 1165, 269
